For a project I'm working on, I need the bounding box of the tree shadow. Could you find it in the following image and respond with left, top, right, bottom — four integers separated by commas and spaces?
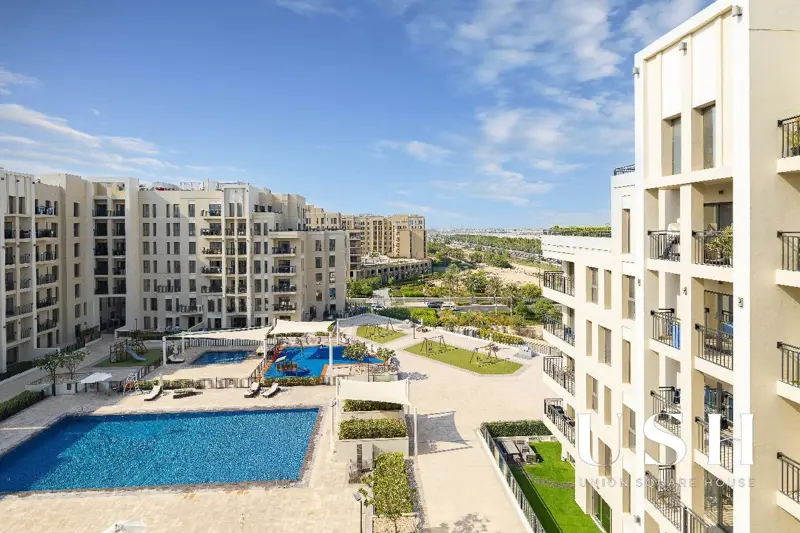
400, 371, 428, 381
427, 512, 501, 533
416, 411, 471, 455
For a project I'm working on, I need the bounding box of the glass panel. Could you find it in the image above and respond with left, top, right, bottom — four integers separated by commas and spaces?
672, 117, 682, 175
703, 105, 716, 169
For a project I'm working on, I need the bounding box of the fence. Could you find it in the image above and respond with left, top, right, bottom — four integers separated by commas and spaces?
649, 230, 681, 261
651, 309, 680, 349
183, 338, 263, 348
695, 324, 733, 370
779, 342, 800, 388
779, 231, 800, 271
695, 417, 733, 472
778, 452, 800, 504
479, 424, 546, 533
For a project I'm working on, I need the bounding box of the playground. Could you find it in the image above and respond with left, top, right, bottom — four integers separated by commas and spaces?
405, 336, 523, 375
355, 322, 406, 344
97, 333, 160, 367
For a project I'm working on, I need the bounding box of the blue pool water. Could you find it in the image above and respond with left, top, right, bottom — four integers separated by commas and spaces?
191, 350, 250, 365
0, 409, 319, 492
264, 345, 382, 378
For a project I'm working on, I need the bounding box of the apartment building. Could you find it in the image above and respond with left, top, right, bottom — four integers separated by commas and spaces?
539, 1, 800, 532
1, 173, 346, 373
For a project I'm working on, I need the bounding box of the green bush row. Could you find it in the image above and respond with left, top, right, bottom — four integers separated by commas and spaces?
339, 418, 407, 440
343, 399, 402, 412
137, 376, 325, 391
484, 420, 551, 438
476, 328, 525, 345
0, 390, 45, 421
370, 452, 414, 515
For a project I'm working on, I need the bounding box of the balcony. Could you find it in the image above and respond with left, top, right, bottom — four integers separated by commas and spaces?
37, 319, 58, 331
202, 209, 222, 217
692, 229, 732, 267
37, 296, 57, 309
695, 323, 733, 370
201, 285, 223, 294
4, 229, 15, 239
202, 247, 223, 255
651, 309, 680, 349
4, 255, 14, 266
779, 231, 800, 273
20, 278, 31, 289
5, 331, 16, 343
201, 266, 223, 275
35, 229, 57, 239
777, 452, 800, 516
272, 246, 296, 255
780, 342, 800, 389
543, 272, 574, 296
112, 247, 126, 256
6, 303, 33, 317
273, 303, 298, 312
272, 266, 296, 274
155, 285, 177, 293
201, 228, 222, 237
272, 285, 297, 293
111, 208, 125, 217
651, 386, 681, 436
779, 114, 800, 163
543, 398, 575, 445
645, 469, 682, 529
19, 230, 31, 239
36, 251, 57, 262
113, 285, 127, 294
112, 229, 126, 237
37, 273, 58, 286
5, 280, 14, 291
542, 356, 575, 396
648, 230, 681, 261
95, 285, 109, 295
19, 253, 30, 264
21, 327, 32, 340
93, 207, 109, 217
112, 267, 126, 276
95, 267, 109, 275
177, 305, 203, 314
93, 229, 108, 237
543, 317, 575, 346
35, 206, 56, 216
94, 247, 109, 256
695, 417, 733, 473
613, 163, 635, 176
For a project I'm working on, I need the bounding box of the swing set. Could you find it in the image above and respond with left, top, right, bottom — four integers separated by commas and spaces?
421, 335, 448, 355
470, 343, 501, 365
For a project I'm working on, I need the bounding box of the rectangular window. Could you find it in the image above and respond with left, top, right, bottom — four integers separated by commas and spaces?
153, 242, 157, 255
174, 260, 181, 273
600, 326, 611, 365
189, 241, 196, 255
622, 340, 631, 383
74, 283, 80, 298
142, 204, 150, 218
603, 270, 612, 309
152, 204, 157, 218
329, 288, 336, 299
188, 223, 195, 237
173, 222, 180, 236
75, 304, 80, 318
143, 260, 150, 274
587, 376, 598, 411
315, 239, 322, 252
151, 298, 158, 311
142, 223, 150, 237
315, 257, 322, 269
329, 255, 336, 268
74, 263, 80, 277
604, 386, 612, 425
254, 242, 261, 254
153, 260, 158, 273
166, 223, 171, 237
73, 202, 79, 217
588, 267, 598, 303
152, 222, 157, 237
671, 116, 682, 175
702, 105, 715, 169
329, 238, 336, 251
174, 242, 180, 255
143, 242, 150, 255
586, 320, 593, 357
189, 278, 196, 292
315, 272, 323, 284
143, 279, 150, 292
624, 275, 635, 319
165, 299, 172, 312
173, 204, 180, 218
73, 243, 80, 257
625, 408, 636, 452
254, 279, 262, 293
621, 208, 630, 254
622, 470, 631, 513
329, 271, 336, 283
166, 204, 170, 218
590, 485, 612, 532
73, 223, 79, 237
188, 203, 195, 217
189, 260, 196, 274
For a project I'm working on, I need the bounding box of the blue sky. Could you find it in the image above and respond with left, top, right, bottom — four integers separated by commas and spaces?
0, 0, 711, 228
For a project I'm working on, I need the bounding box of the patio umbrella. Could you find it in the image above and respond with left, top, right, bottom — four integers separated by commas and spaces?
80, 372, 113, 384
101, 519, 147, 533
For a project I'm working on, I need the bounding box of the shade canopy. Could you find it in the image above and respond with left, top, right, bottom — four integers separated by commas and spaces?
80, 372, 113, 384
176, 327, 272, 341
101, 519, 147, 533
269, 319, 334, 336
337, 379, 412, 406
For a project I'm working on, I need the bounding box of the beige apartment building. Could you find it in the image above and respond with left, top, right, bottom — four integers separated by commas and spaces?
539, 1, 800, 532
1, 172, 346, 374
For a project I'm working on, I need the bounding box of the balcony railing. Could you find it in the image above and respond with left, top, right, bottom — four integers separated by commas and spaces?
4, 229, 15, 239
201, 228, 222, 236
113, 285, 127, 294
272, 266, 296, 274
202, 248, 223, 255
645, 469, 682, 529
36, 229, 57, 238
19, 230, 31, 239
202, 209, 222, 217
542, 356, 575, 395
542, 227, 612, 238
613, 163, 635, 176
95, 286, 109, 295
201, 286, 223, 294
37, 319, 59, 331
272, 285, 298, 293
93, 208, 108, 217
695, 417, 733, 472
37, 297, 57, 309
779, 114, 800, 158
177, 305, 203, 314
94, 247, 108, 256
95, 267, 109, 275
651, 308, 680, 349
778, 452, 800, 504
112, 248, 126, 256
112, 229, 126, 236
111, 209, 125, 217
692, 230, 732, 267
35, 206, 55, 216
273, 303, 298, 311
272, 247, 296, 255
4, 255, 14, 266
21, 327, 32, 339
779, 342, 800, 388
5, 281, 14, 291
695, 324, 733, 370
36, 251, 57, 262
37, 274, 57, 285
113, 267, 126, 275
649, 230, 681, 261
543, 317, 575, 346
543, 271, 575, 296
651, 386, 681, 436
543, 398, 575, 444
20, 278, 31, 289
778, 231, 800, 271
6, 303, 33, 317
93, 229, 108, 237
19, 253, 30, 264
201, 266, 222, 274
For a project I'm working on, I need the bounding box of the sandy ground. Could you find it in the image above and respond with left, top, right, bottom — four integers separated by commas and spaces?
479, 263, 546, 286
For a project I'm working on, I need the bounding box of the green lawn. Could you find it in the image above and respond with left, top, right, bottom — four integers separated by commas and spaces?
357, 325, 406, 344
511, 442, 599, 533
405, 341, 522, 375
96, 348, 163, 367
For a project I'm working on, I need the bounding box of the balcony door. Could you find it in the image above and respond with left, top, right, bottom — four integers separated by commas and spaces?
703, 202, 732, 231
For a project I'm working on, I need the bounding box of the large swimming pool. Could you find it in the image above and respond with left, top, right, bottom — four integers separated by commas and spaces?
0, 409, 319, 492
263, 345, 382, 378
191, 350, 251, 365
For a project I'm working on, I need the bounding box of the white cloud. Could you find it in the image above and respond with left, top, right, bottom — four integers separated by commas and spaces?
186, 164, 247, 173
386, 200, 465, 218
0, 104, 96, 143
274, 0, 356, 19
0, 68, 37, 96
91, 108, 101, 116
375, 140, 453, 163
624, 0, 705, 45
0, 134, 38, 145
106, 136, 158, 154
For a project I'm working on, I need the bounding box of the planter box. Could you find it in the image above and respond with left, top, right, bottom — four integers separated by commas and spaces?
340, 409, 405, 422
335, 436, 409, 468
373, 513, 420, 533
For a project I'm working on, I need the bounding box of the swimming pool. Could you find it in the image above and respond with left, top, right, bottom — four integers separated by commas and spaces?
191, 350, 250, 365
0, 409, 319, 492
263, 345, 382, 378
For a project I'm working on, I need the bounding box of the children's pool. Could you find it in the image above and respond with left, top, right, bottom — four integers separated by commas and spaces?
263, 345, 382, 378
0, 409, 319, 492
191, 350, 250, 365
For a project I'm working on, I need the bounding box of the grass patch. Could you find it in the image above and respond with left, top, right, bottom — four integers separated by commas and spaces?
96, 349, 162, 367
405, 341, 522, 375
511, 259, 560, 271
512, 442, 598, 533
357, 325, 406, 344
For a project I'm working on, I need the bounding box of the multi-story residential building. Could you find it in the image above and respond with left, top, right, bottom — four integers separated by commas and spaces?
355, 257, 432, 282
540, 1, 800, 532
1, 173, 346, 374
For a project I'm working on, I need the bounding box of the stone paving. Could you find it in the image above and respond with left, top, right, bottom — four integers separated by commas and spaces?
0, 326, 547, 533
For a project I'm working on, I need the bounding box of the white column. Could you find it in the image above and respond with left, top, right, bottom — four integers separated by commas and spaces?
162, 337, 167, 366
328, 332, 334, 371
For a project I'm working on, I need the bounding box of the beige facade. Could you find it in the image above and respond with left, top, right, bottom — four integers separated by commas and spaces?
1, 174, 346, 373
540, 2, 800, 532
355, 257, 432, 281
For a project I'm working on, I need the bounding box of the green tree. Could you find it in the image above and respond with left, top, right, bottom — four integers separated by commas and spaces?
442, 264, 461, 300
464, 272, 486, 302
531, 299, 560, 323
469, 251, 483, 263
438, 309, 458, 330
35, 350, 67, 396
375, 347, 395, 371
509, 313, 527, 333
63, 349, 88, 381
344, 341, 369, 362
485, 275, 504, 308
519, 283, 542, 301
514, 302, 531, 319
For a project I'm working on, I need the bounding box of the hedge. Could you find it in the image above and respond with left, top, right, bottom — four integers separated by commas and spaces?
377, 307, 412, 321
339, 418, 407, 440
370, 452, 414, 515
477, 329, 525, 346
0, 390, 45, 421
261, 377, 325, 386
137, 376, 325, 391
343, 399, 402, 412
484, 420, 551, 437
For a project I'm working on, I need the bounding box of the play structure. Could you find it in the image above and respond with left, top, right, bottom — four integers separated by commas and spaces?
122, 372, 141, 395
420, 335, 448, 355
109, 332, 149, 363
470, 343, 501, 365
275, 358, 310, 376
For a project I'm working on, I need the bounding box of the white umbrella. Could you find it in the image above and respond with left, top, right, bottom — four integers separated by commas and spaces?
101, 519, 147, 533
80, 372, 113, 385
274, 356, 286, 364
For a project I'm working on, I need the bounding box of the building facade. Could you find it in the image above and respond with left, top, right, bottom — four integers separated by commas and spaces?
540, 1, 800, 532
1, 173, 346, 373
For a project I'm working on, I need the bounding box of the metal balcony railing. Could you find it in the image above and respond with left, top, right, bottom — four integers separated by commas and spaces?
778, 231, 800, 271
613, 163, 635, 176
21, 327, 32, 339
648, 230, 681, 261
112, 209, 125, 217
94, 268, 109, 275
272, 246, 296, 254
695, 324, 733, 370
542, 356, 575, 395
4, 255, 14, 265
645, 469, 682, 529
779, 342, 800, 388
272, 285, 298, 293
543, 398, 575, 444
37, 319, 58, 331
37, 274, 57, 285
779, 114, 800, 158
36, 251, 57, 262
6, 303, 33, 317
20, 278, 31, 289
4, 229, 15, 239
695, 417, 733, 472
543, 271, 575, 296
112, 229, 126, 236
177, 305, 203, 314
36, 229, 57, 238
37, 297, 57, 309
651, 308, 680, 349
19, 230, 31, 239
201, 266, 223, 274
95, 286, 109, 295
692, 230, 732, 267
94, 247, 108, 256
19, 254, 30, 264
113, 268, 126, 275
35, 206, 55, 216
272, 266, 296, 274
112, 248, 126, 256
203, 248, 223, 255
202, 209, 222, 217
273, 303, 297, 311
651, 386, 681, 436
543, 317, 575, 346
201, 286, 223, 294
93, 208, 108, 217
201, 228, 222, 236
778, 452, 800, 504
113, 285, 126, 294
93, 229, 108, 237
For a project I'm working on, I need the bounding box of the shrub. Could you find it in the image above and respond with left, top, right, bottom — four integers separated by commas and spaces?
136, 376, 325, 391
260, 377, 326, 386
377, 307, 412, 321
476, 329, 525, 346
0, 390, 45, 421
339, 418, 407, 440
343, 399, 402, 412
484, 420, 551, 437
362, 452, 414, 517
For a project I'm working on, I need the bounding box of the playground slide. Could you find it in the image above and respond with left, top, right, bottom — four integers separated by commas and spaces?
126, 347, 147, 362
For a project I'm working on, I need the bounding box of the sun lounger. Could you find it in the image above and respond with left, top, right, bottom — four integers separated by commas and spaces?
261, 383, 280, 398
167, 354, 185, 364
244, 382, 261, 398
143, 384, 162, 401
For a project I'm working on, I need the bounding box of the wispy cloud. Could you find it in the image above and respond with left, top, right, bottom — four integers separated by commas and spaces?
106, 136, 158, 154
0, 68, 37, 96
274, 0, 356, 20
91, 108, 101, 117
0, 134, 38, 145
386, 200, 464, 218
0, 104, 96, 143
375, 140, 453, 163
624, 0, 706, 45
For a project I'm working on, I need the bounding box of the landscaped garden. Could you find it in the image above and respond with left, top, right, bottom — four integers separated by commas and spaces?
511, 441, 599, 533
96, 349, 162, 367
356, 325, 406, 344
405, 339, 522, 375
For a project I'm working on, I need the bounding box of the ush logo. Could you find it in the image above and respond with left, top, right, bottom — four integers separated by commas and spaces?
575, 412, 754, 467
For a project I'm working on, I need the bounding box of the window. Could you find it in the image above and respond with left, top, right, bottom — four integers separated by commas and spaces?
152, 204, 157, 218
586, 320, 593, 357
188, 223, 195, 237
74, 283, 80, 298
73, 243, 80, 257
621, 208, 630, 254
600, 326, 611, 365
143, 316, 151, 329
603, 270, 612, 309
622, 470, 631, 513
189, 260, 196, 274
73, 202, 79, 217
173, 223, 180, 236
74, 263, 80, 277
603, 386, 612, 425
587, 267, 598, 303
329, 238, 336, 251
166, 204, 170, 218
624, 275, 635, 319
315, 257, 322, 269
165, 299, 173, 312
315, 290, 322, 302
143, 260, 150, 274
174, 260, 181, 273
153, 260, 158, 273
315, 239, 322, 252
153, 242, 158, 255
624, 407, 636, 451
188, 203, 195, 217
143, 279, 151, 292
189, 279, 196, 292
75, 304, 81, 318
166, 223, 171, 237
329, 271, 336, 283
173, 204, 180, 218
142, 223, 150, 237
329, 288, 336, 299
254, 242, 261, 254
143, 242, 150, 255
150, 298, 158, 311
142, 204, 150, 218
587, 376, 598, 411
329, 255, 336, 268
254, 279, 261, 293
670, 116, 681, 175
189, 242, 196, 255
702, 105, 715, 169
152, 222, 157, 237
315, 272, 323, 284
73, 223, 79, 237
174, 242, 181, 255
622, 340, 631, 383
590, 485, 612, 532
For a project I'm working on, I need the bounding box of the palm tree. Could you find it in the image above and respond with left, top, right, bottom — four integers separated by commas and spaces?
443, 264, 460, 301
485, 275, 504, 311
